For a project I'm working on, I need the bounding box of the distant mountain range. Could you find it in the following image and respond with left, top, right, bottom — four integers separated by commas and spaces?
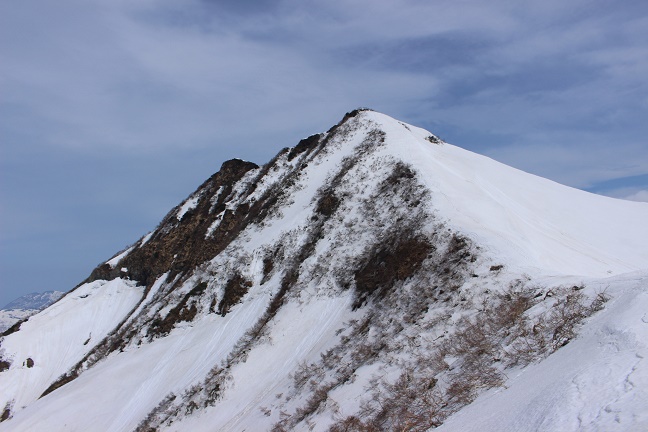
0, 291, 64, 332
2, 291, 64, 311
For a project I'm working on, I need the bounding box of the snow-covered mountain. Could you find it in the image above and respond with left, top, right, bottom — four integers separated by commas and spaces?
0, 291, 64, 333
2, 291, 64, 311
1, 109, 647, 431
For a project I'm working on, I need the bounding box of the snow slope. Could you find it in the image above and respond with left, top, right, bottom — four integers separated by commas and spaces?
438, 272, 648, 432
363, 111, 648, 277
1, 109, 647, 431
0, 310, 33, 334
0, 279, 143, 416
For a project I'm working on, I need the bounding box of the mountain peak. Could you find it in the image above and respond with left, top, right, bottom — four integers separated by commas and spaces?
1, 110, 646, 431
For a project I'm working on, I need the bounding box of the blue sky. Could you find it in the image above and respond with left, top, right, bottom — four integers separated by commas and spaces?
1, 0, 647, 306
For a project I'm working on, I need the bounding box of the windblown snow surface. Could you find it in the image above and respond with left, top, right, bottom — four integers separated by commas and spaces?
1, 110, 647, 431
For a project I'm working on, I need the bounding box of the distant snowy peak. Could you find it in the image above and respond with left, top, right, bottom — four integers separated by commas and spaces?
2, 291, 64, 311
0, 291, 65, 333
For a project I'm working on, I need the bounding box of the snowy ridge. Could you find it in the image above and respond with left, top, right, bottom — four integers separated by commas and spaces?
363, 111, 648, 277
1, 109, 647, 431
0, 279, 143, 416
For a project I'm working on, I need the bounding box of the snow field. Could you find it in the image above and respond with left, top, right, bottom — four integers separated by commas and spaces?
170, 294, 358, 431
437, 271, 648, 432
0, 289, 271, 432
0, 278, 143, 420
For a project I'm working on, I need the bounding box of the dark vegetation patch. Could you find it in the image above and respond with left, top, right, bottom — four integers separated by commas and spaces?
315, 192, 340, 217
41, 371, 79, 398
261, 245, 284, 284
217, 275, 252, 316
148, 282, 208, 338
326, 282, 608, 431
0, 359, 10, 373
353, 236, 432, 309
25, 358, 34, 368
383, 161, 415, 185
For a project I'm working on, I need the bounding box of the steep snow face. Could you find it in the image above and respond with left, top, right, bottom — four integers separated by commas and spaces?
361, 111, 648, 277
0, 279, 143, 418
1, 109, 647, 431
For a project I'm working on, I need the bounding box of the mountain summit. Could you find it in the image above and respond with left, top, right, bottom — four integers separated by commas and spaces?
1, 109, 647, 431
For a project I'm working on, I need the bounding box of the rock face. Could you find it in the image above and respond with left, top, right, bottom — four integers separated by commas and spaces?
1, 109, 647, 432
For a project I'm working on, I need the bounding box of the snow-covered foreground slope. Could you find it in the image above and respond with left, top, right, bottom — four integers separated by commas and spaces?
1, 109, 647, 431
0, 279, 143, 418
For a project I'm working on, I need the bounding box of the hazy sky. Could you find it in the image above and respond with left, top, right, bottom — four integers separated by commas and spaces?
2, 0, 648, 306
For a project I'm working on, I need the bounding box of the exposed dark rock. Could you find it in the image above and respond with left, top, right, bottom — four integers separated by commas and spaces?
287, 134, 321, 161
1, 319, 24, 337
25, 358, 34, 368
0, 360, 10, 373
86, 159, 259, 288
426, 135, 443, 144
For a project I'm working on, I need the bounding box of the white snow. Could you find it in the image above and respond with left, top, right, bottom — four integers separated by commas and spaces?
362, 111, 648, 278
139, 232, 154, 247
176, 195, 200, 220
169, 294, 358, 432
1, 110, 647, 431
0, 278, 143, 419
106, 246, 134, 268
0, 310, 34, 333
437, 272, 648, 432
0, 287, 270, 432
